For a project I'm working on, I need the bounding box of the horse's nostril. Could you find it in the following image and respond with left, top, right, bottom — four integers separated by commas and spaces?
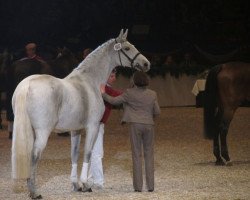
144, 63, 148, 67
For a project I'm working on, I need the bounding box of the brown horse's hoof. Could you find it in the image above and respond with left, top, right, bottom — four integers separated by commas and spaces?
225, 161, 233, 166
30, 194, 43, 199
215, 160, 225, 166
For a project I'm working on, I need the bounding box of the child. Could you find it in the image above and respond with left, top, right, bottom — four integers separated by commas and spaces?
87, 69, 121, 190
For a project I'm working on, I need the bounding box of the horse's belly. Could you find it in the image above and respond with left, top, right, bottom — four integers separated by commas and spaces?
55, 109, 86, 131
54, 122, 85, 132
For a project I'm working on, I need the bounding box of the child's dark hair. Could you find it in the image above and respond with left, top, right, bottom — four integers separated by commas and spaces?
133, 71, 149, 87
111, 68, 117, 73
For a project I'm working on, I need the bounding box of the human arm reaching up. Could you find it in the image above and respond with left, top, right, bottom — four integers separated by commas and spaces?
100, 84, 127, 105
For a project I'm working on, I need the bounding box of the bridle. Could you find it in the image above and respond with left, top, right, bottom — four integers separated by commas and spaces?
115, 39, 141, 68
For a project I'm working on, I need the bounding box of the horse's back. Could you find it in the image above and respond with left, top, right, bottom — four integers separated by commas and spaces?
13, 74, 62, 111
13, 74, 63, 130
218, 62, 250, 103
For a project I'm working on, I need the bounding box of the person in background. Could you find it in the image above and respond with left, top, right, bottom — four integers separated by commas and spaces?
179, 52, 197, 75
21, 43, 43, 61
85, 69, 122, 191
163, 55, 180, 78
5, 43, 45, 139
150, 54, 161, 66
100, 71, 160, 192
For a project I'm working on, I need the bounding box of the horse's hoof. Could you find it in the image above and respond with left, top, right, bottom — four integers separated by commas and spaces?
225, 161, 233, 166
82, 188, 92, 193
81, 183, 92, 193
72, 182, 81, 192
215, 160, 225, 166
30, 194, 43, 199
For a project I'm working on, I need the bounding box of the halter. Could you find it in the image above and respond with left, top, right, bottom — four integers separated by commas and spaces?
115, 39, 141, 68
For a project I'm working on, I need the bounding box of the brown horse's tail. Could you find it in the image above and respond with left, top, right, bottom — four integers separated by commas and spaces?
203, 65, 222, 140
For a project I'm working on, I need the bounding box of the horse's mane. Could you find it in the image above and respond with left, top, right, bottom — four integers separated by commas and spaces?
75, 38, 115, 71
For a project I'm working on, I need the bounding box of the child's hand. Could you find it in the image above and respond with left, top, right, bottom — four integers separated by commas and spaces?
100, 84, 106, 94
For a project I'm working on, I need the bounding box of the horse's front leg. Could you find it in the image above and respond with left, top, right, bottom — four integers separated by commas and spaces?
70, 130, 82, 191
80, 123, 100, 190
213, 110, 225, 166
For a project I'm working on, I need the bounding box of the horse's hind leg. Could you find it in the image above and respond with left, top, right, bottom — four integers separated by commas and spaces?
219, 125, 232, 166
70, 130, 82, 191
213, 133, 225, 166
219, 108, 235, 166
27, 130, 50, 199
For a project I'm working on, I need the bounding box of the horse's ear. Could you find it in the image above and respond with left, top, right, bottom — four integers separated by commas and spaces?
122, 29, 128, 41
117, 29, 125, 43
118, 29, 124, 39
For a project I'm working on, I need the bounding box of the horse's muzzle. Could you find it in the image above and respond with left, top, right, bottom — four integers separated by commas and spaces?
134, 62, 150, 72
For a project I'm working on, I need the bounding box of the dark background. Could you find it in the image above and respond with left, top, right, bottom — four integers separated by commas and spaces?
0, 0, 249, 54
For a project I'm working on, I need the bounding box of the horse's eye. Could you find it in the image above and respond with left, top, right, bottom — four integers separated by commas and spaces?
124, 47, 130, 51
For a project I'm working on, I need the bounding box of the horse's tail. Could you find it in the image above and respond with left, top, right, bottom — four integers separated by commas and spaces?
12, 81, 34, 179
203, 65, 222, 140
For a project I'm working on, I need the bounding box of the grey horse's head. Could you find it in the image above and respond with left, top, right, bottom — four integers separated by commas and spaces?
114, 29, 150, 72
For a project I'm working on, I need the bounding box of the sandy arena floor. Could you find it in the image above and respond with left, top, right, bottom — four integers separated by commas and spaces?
0, 107, 249, 200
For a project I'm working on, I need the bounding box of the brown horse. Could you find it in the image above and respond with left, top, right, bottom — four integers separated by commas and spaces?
203, 62, 250, 165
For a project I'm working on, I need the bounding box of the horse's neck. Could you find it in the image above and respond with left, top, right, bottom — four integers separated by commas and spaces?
66, 39, 116, 86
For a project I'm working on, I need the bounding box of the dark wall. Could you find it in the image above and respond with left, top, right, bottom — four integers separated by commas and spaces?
0, 0, 249, 52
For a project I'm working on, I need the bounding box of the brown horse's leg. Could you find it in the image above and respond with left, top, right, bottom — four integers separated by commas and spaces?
219, 123, 232, 165
0, 97, 2, 129
213, 133, 225, 166
213, 110, 225, 165
219, 108, 235, 166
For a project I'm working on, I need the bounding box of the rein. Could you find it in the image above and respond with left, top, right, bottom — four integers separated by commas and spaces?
115, 39, 141, 68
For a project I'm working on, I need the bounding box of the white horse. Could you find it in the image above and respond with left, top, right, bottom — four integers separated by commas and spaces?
11, 29, 150, 199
